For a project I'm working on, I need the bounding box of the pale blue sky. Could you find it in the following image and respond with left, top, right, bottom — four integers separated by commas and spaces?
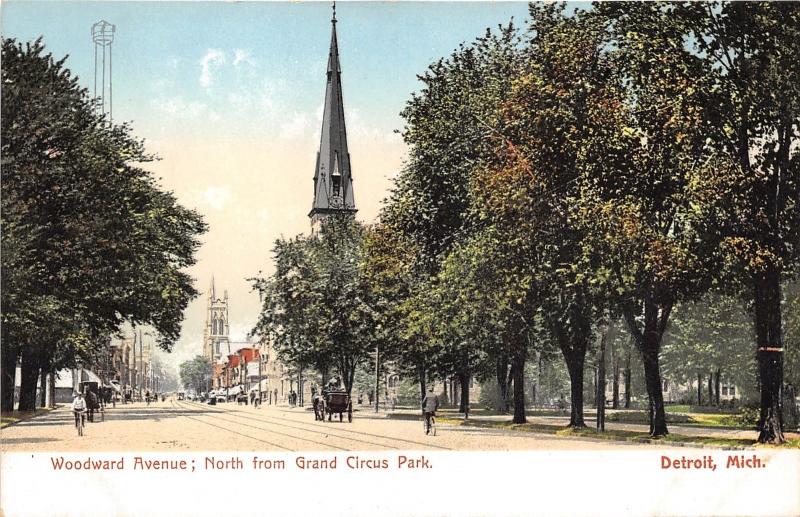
2, 2, 544, 140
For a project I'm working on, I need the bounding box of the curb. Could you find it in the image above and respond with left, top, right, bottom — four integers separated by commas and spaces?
1, 406, 58, 429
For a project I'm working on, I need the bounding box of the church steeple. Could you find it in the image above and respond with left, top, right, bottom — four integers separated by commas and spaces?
310, 2, 356, 228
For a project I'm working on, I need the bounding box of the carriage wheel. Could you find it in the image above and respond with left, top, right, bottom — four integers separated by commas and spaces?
328, 409, 332, 422
339, 411, 343, 422
348, 406, 353, 423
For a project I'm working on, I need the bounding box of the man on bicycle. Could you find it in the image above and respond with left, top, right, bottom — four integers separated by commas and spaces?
71, 392, 87, 429
422, 386, 439, 435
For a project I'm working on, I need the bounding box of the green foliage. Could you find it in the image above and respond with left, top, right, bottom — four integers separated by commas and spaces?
1, 38, 206, 374
662, 292, 754, 388
179, 356, 212, 395
251, 215, 374, 393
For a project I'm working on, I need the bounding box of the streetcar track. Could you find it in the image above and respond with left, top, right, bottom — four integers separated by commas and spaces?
178, 400, 400, 450
172, 400, 355, 451
170, 400, 294, 451
180, 399, 453, 451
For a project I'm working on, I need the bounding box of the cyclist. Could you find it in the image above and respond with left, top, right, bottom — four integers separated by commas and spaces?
421, 386, 440, 435
71, 392, 87, 432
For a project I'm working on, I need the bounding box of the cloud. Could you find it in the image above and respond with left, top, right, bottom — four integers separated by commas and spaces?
151, 96, 208, 119
200, 49, 226, 88
233, 49, 254, 67
279, 112, 311, 140
203, 186, 232, 210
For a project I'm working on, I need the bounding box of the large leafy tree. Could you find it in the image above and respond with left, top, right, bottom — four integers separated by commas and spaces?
1, 39, 206, 411
572, 3, 720, 436
675, 1, 800, 443
378, 22, 525, 413
251, 215, 374, 395
471, 4, 613, 428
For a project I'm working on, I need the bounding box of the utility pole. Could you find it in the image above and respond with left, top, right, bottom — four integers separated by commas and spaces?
257, 348, 262, 406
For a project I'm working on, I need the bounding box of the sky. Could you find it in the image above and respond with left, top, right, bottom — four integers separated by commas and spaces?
2, 1, 543, 376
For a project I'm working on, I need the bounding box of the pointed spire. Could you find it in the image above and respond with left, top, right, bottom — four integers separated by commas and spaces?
210, 276, 216, 301
310, 4, 356, 223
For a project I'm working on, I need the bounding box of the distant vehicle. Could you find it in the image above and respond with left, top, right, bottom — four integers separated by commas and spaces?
177, 392, 185, 401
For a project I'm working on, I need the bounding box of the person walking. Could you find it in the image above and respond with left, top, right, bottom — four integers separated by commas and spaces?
85, 389, 98, 422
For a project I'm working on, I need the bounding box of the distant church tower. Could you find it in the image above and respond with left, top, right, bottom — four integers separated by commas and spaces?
203, 277, 230, 364
309, 3, 357, 230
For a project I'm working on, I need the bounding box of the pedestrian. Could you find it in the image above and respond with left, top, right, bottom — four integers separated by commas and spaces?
85, 389, 98, 422
273, 388, 278, 405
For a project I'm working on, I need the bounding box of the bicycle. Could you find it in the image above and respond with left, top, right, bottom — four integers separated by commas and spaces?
423, 411, 437, 436
74, 409, 86, 437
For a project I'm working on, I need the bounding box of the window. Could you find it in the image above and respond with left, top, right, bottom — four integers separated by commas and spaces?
722, 387, 729, 396
730, 386, 735, 396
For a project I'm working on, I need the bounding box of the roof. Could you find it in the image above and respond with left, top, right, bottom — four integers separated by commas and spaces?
310, 11, 356, 217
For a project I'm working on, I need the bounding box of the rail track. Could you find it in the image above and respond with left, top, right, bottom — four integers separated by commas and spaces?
175, 399, 453, 451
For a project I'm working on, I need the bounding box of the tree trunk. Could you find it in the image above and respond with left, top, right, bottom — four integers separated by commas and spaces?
707, 374, 714, 407
754, 266, 785, 444
714, 368, 721, 407
563, 345, 586, 428
18, 347, 41, 412
697, 372, 702, 406
624, 345, 632, 409
418, 363, 426, 404
512, 346, 526, 424
39, 366, 47, 408
596, 330, 607, 431
48, 369, 56, 408
459, 371, 470, 417
612, 338, 620, 410
640, 344, 668, 436
495, 357, 510, 413
1, 344, 18, 412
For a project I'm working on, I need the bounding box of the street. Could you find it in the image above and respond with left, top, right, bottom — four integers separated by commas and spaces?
1, 400, 672, 452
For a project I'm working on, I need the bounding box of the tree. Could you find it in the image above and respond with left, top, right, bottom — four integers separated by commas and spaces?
676, 1, 800, 443
179, 356, 212, 395
1, 38, 207, 411
572, 3, 721, 436
662, 293, 754, 405
471, 4, 614, 428
251, 215, 374, 396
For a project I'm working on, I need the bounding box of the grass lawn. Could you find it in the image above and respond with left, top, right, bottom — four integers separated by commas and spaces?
437, 417, 800, 449
1, 407, 56, 428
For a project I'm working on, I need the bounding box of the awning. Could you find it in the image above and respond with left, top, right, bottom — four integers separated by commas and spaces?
80, 369, 102, 384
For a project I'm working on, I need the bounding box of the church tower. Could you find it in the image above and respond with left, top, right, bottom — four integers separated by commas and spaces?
203, 277, 230, 364
309, 4, 357, 230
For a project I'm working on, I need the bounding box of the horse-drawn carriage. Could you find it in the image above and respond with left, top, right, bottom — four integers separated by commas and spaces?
313, 390, 352, 422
